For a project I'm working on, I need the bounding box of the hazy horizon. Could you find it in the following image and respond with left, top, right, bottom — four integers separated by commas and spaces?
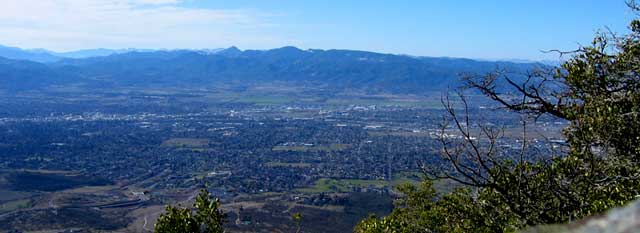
0, 43, 565, 63
0, 0, 634, 61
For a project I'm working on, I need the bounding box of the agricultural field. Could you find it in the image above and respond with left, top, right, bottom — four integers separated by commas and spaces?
296, 178, 390, 193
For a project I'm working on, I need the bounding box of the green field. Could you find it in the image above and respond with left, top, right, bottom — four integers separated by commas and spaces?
390, 172, 423, 186
295, 172, 456, 194
235, 96, 298, 105
296, 178, 389, 193
0, 199, 32, 213
179, 86, 452, 108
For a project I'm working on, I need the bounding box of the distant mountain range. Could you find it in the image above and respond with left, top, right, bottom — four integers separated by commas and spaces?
0, 45, 62, 63
0, 44, 550, 94
0, 45, 160, 62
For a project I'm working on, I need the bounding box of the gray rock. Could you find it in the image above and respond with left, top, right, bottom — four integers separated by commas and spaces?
522, 199, 640, 233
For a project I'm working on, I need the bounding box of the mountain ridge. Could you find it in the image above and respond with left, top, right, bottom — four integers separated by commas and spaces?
0, 45, 549, 94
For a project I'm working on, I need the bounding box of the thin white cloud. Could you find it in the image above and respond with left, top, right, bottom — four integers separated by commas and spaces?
130, 0, 184, 5
0, 0, 284, 51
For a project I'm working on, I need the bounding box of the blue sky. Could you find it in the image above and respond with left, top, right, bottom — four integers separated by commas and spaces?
0, 0, 634, 60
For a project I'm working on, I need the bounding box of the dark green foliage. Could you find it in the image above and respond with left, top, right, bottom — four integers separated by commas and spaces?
354, 181, 518, 233
355, 3, 640, 232
154, 205, 200, 233
155, 189, 226, 233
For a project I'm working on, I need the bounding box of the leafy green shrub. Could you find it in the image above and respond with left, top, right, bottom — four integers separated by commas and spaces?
155, 189, 226, 233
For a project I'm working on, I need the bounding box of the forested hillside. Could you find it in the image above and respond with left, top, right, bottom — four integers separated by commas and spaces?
0, 46, 542, 94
